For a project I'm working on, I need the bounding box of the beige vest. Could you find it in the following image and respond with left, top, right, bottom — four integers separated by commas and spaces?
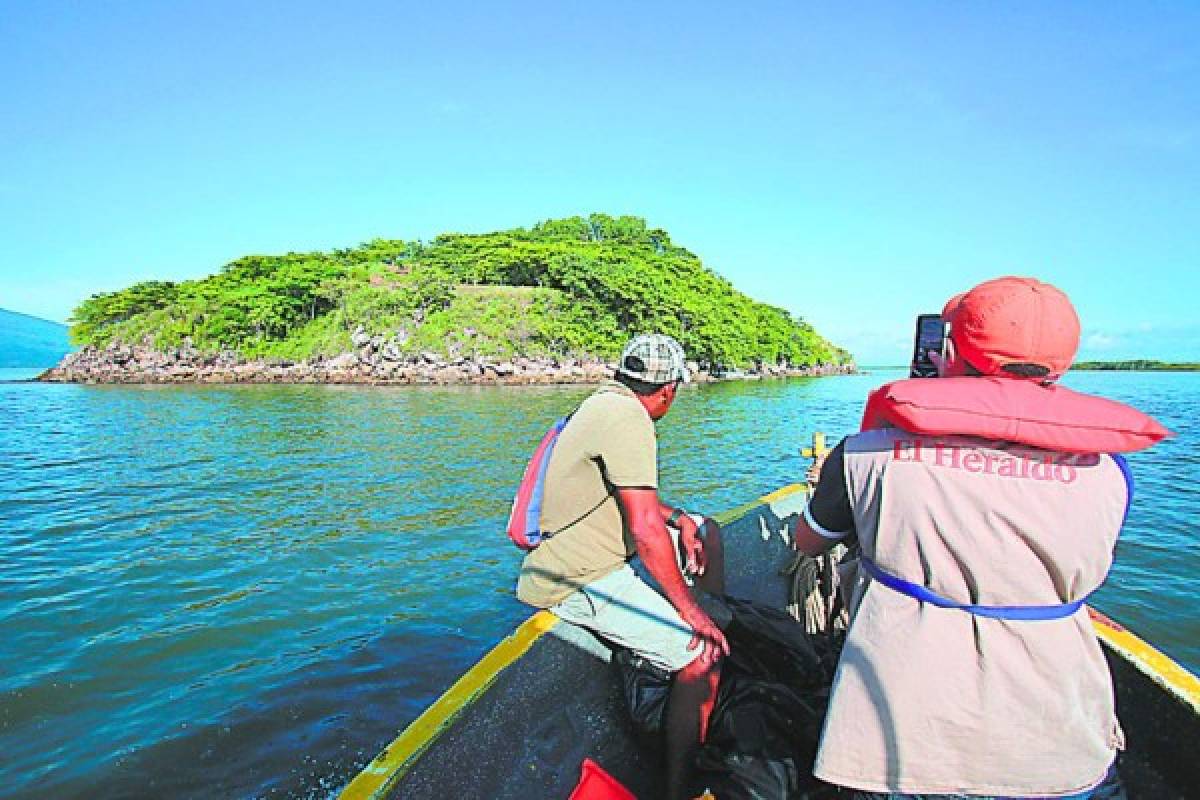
813, 427, 1127, 796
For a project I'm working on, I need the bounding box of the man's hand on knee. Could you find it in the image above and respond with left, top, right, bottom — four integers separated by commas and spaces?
680, 606, 729, 668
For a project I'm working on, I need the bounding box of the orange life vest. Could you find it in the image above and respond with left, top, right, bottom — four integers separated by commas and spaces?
859, 376, 1170, 453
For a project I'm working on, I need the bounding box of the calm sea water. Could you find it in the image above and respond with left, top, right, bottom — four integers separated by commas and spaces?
1, 368, 1196, 799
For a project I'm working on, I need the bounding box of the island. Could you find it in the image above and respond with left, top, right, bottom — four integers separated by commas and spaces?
40, 214, 853, 385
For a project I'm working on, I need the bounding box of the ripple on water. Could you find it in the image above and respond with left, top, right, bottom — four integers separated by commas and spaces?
1, 374, 1197, 798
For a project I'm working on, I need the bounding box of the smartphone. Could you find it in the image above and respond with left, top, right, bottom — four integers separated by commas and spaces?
910, 314, 945, 378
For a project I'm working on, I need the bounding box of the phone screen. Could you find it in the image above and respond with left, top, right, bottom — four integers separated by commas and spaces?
910, 314, 945, 377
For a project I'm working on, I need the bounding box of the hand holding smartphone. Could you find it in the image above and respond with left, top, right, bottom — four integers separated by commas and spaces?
910, 314, 946, 378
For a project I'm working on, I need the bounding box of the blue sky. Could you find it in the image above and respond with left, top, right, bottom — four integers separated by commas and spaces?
2, 1, 1197, 364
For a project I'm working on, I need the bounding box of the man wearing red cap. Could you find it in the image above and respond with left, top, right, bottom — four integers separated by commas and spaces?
937, 276, 1082, 381
790, 277, 1165, 798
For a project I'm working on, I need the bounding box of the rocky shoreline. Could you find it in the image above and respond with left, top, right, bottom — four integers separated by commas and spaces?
38, 336, 856, 386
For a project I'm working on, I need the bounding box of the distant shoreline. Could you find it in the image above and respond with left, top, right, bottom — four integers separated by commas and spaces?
855, 362, 1200, 373
1073, 360, 1200, 372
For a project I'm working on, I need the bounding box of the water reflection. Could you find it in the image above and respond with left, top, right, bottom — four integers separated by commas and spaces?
0, 372, 1196, 798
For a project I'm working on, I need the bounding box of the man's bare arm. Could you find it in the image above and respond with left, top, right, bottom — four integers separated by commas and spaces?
617, 487, 729, 665
794, 437, 854, 556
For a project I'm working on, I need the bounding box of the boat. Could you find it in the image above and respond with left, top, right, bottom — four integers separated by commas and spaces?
338, 477, 1200, 799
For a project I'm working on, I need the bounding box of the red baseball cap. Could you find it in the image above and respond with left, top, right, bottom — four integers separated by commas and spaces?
942, 276, 1080, 380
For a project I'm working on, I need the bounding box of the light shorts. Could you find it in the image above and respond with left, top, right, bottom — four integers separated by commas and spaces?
549, 516, 729, 673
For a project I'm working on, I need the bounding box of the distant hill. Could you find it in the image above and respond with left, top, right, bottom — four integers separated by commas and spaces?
0, 308, 71, 368
67, 213, 851, 370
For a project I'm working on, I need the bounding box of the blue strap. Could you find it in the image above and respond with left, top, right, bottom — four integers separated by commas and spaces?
1111, 453, 1134, 528
859, 556, 1088, 621
523, 416, 570, 542
859, 453, 1132, 622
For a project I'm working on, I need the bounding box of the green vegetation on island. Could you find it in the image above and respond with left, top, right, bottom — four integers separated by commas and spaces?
68, 214, 850, 370
1073, 360, 1200, 372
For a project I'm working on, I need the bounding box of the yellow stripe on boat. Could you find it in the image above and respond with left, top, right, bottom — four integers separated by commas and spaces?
1090, 610, 1200, 715
338, 610, 559, 800
713, 482, 807, 526
339, 484, 806, 799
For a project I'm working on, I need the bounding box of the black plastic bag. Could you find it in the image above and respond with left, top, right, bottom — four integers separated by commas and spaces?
613, 647, 673, 743
612, 595, 842, 799
695, 670, 831, 799
717, 596, 831, 689
693, 597, 838, 799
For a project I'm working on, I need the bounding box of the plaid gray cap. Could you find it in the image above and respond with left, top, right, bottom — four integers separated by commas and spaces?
616, 333, 691, 385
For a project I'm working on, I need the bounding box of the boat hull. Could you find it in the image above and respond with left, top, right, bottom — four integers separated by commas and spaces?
340, 485, 1200, 799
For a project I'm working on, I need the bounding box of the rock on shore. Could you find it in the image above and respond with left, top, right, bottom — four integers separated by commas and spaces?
38, 339, 856, 386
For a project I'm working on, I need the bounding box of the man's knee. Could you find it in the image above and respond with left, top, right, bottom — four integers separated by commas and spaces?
676, 653, 718, 683
699, 522, 725, 587
700, 521, 723, 556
